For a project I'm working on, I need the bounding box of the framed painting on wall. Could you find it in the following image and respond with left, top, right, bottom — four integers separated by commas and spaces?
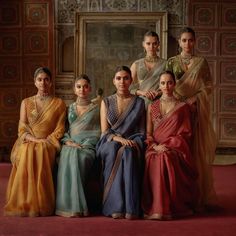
75, 12, 168, 97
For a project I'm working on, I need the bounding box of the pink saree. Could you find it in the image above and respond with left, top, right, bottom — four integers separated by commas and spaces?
142, 100, 199, 219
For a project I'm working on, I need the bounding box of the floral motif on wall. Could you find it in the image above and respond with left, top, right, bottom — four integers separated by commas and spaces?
56, 0, 185, 25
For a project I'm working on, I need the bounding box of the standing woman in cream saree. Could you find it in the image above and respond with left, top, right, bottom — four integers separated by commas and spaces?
56, 74, 100, 217
4, 67, 66, 216
130, 31, 166, 106
96, 66, 146, 219
166, 27, 217, 209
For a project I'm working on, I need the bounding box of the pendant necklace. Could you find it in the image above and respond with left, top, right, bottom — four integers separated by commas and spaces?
180, 53, 192, 65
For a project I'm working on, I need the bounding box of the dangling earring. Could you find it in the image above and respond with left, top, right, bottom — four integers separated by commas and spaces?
177, 45, 182, 54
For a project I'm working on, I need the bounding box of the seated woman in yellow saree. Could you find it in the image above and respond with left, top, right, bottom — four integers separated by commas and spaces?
4, 67, 66, 217
166, 27, 217, 209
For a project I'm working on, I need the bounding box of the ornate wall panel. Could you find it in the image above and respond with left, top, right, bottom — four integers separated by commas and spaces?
0, 120, 18, 142
220, 33, 236, 56
23, 30, 49, 55
0, 31, 21, 55
220, 89, 236, 113
0, 88, 22, 113
191, 3, 218, 28
220, 60, 236, 85
24, 3, 48, 26
195, 31, 216, 56
221, 3, 236, 28
0, 1, 21, 27
0, 0, 54, 162
220, 117, 236, 143
0, 58, 21, 84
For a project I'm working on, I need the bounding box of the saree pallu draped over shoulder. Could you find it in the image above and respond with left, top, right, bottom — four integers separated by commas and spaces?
166, 56, 217, 207
96, 95, 146, 217
130, 58, 166, 106
142, 100, 199, 220
56, 103, 101, 217
4, 96, 66, 217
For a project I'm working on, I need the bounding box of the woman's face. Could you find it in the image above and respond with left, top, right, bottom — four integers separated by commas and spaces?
178, 32, 195, 54
142, 36, 159, 56
34, 72, 52, 93
113, 70, 132, 93
74, 79, 91, 98
159, 73, 176, 96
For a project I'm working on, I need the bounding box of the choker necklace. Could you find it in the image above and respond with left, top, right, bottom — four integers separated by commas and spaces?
180, 53, 192, 65
76, 98, 90, 106
145, 55, 159, 63
160, 96, 177, 103
116, 92, 132, 99
36, 93, 51, 102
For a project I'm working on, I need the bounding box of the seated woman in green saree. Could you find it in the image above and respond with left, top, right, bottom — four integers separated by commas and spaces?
4, 67, 66, 216
56, 74, 101, 217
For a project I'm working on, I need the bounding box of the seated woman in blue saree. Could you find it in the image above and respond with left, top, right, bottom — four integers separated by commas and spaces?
56, 74, 101, 217
96, 66, 146, 219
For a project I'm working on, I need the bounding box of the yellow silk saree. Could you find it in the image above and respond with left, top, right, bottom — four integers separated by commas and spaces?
4, 96, 66, 216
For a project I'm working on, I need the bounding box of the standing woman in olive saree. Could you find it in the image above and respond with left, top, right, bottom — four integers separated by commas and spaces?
4, 67, 66, 216
56, 74, 100, 217
96, 66, 146, 219
166, 27, 217, 208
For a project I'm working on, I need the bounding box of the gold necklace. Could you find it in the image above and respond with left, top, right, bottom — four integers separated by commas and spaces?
76, 98, 90, 106
160, 96, 177, 103
145, 55, 159, 63
180, 53, 192, 65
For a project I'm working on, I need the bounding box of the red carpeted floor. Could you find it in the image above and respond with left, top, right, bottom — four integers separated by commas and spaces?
0, 163, 236, 236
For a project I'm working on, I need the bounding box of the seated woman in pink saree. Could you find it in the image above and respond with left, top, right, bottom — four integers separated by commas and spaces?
4, 67, 66, 217
142, 71, 199, 220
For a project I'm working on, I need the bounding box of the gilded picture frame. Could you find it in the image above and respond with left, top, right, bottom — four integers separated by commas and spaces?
75, 12, 168, 96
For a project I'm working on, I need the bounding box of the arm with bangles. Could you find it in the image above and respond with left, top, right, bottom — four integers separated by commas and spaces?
130, 62, 161, 101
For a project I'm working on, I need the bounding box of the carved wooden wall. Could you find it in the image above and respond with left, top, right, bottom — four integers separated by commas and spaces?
189, 0, 236, 147
0, 0, 54, 161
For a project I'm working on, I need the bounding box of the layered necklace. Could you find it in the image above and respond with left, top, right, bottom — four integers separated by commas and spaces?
180, 53, 192, 65
145, 55, 159, 63
76, 97, 90, 106
160, 95, 177, 103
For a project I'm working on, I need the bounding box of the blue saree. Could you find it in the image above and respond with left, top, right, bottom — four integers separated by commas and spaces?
56, 102, 100, 217
96, 94, 146, 217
